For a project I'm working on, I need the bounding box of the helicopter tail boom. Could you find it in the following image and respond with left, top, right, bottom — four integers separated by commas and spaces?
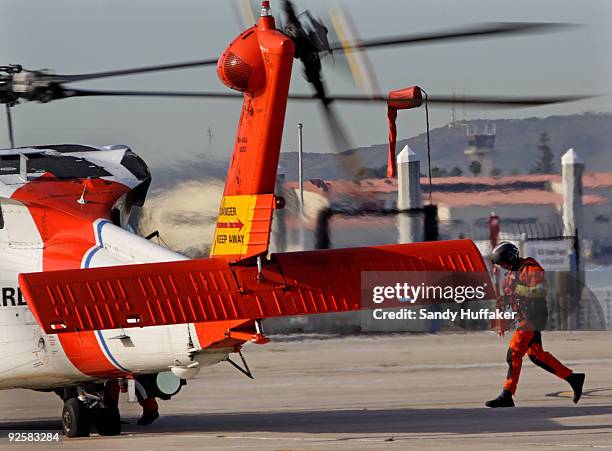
19, 239, 492, 335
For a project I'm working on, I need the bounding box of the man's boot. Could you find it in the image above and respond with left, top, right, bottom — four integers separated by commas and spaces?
137, 398, 160, 426
485, 389, 515, 408
565, 373, 585, 404
137, 410, 159, 426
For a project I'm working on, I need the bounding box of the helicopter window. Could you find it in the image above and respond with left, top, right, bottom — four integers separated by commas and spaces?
110, 208, 121, 227
0, 155, 20, 175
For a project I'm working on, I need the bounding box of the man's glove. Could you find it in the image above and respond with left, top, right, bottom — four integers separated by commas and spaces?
515, 283, 547, 298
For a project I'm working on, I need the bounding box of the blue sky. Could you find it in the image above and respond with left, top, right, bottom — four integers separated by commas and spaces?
1, 0, 610, 169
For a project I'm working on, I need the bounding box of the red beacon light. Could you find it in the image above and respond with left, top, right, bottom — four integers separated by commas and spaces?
260, 1, 271, 17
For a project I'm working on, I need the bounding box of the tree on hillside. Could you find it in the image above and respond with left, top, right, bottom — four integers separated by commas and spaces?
449, 166, 463, 176
431, 166, 448, 177
469, 160, 482, 177
532, 132, 555, 174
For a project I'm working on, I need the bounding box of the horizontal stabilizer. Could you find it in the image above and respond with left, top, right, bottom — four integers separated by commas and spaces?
19, 240, 491, 334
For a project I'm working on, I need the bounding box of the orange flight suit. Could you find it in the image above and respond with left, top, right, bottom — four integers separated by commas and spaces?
502, 258, 572, 394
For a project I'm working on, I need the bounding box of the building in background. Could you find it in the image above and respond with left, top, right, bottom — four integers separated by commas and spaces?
281, 172, 612, 260
464, 123, 497, 177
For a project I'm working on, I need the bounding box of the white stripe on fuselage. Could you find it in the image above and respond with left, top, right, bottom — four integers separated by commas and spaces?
84, 219, 221, 378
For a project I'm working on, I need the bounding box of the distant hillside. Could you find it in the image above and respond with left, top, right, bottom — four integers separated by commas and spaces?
148, 113, 612, 187
279, 113, 612, 180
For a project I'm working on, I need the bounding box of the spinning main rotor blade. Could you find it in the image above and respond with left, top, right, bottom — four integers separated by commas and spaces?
42, 22, 574, 84
289, 93, 597, 108
63, 88, 596, 108
63, 89, 241, 99
49, 58, 219, 83
329, 22, 576, 53
319, 99, 363, 177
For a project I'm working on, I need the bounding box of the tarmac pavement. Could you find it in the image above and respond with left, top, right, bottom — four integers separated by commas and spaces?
1, 331, 611, 450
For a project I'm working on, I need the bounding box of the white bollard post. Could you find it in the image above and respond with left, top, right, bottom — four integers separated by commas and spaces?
562, 148, 585, 328
562, 148, 584, 271
397, 145, 423, 243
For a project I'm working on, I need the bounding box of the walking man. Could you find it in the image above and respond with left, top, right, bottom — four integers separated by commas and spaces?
486, 241, 585, 408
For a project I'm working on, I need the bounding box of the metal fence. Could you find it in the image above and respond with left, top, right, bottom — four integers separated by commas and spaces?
440, 219, 566, 242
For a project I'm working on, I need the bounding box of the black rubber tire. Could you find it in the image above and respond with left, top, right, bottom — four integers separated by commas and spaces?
93, 405, 121, 436
62, 398, 90, 438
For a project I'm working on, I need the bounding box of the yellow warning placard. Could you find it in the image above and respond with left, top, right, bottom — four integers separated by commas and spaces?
210, 195, 257, 257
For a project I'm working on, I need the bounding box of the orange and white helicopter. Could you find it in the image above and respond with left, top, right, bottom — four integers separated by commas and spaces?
0, 0, 592, 438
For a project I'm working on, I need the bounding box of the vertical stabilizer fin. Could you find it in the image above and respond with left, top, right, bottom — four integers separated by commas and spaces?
211, 9, 294, 262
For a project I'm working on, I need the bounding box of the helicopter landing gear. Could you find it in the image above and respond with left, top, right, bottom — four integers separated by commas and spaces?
62, 398, 90, 438
91, 403, 121, 436
61, 386, 121, 438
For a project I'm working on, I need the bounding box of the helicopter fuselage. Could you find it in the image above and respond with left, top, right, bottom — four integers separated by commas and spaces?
0, 145, 234, 390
